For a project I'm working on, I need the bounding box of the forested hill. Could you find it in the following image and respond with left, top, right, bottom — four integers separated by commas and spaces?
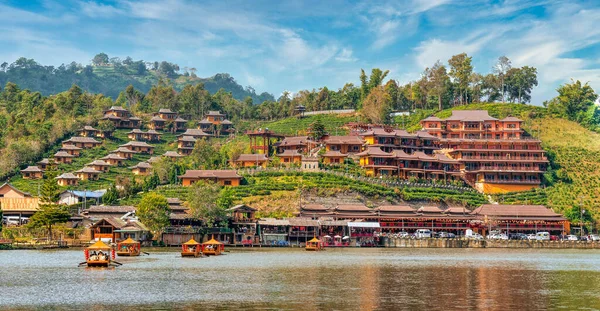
0, 56, 274, 103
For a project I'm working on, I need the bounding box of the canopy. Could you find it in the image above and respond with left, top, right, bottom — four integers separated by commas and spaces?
342, 236, 350, 240
203, 238, 224, 245
334, 235, 342, 238
323, 235, 332, 239
88, 240, 111, 250
348, 222, 380, 228
183, 238, 201, 245
119, 237, 139, 245
308, 237, 321, 243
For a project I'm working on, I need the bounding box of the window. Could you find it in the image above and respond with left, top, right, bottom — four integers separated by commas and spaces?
224, 180, 232, 186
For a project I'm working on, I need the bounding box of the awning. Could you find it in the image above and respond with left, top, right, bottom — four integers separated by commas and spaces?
348, 222, 380, 228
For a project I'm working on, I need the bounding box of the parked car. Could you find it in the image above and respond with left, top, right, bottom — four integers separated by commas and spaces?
565, 235, 579, 241
536, 232, 550, 241
509, 233, 528, 240
550, 235, 559, 241
415, 229, 432, 239
3, 216, 21, 226
398, 231, 411, 239
579, 236, 589, 241
527, 234, 537, 240
588, 234, 600, 241
438, 232, 456, 239
468, 233, 484, 240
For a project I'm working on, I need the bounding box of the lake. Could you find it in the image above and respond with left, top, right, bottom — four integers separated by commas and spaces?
1, 248, 599, 310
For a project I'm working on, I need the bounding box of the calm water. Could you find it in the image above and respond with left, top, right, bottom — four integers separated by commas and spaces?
1, 248, 600, 310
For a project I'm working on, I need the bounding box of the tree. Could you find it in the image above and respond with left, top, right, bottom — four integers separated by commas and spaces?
362, 86, 392, 124
186, 181, 226, 226
448, 53, 473, 105
136, 193, 170, 235
545, 80, 598, 123
309, 119, 326, 140
505, 66, 538, 103
360, 68, 390, 102
27, 170, 70, 241
493, 56, 512, 102
92, 53, 109, 66
426, 61, 450, 110
103, 184, 119, 205
191, 138, 221, 169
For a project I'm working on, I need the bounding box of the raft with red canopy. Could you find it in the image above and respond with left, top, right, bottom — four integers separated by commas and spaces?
116, 237, 141, 257
181, 238, 201, 257
202, 237, 224, 256
84, 240, 115, 267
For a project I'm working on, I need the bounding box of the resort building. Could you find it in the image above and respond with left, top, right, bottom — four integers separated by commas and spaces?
58, 190, 106, 205
179, 170, 242, 186
20, 166, 43, 179
100, 154, 126, 166
119, 141, 154, 154
174, 117, 187, 132
54, 151, 75, 164
177, 129, 211, 140
101, 106, 142, 129
37, 158, 52, 170
232, 154, 268, 168
56, 173, 79, 186
198, 111, 234, 136
276, 149, 303, 166
110, 147, 138, 159
275, 136, 312, 154
145, 130, 161, 142
79, 125, 112, 139
129, 162, 152, 176
89, 217, 150, 243
470, 204, 568, 235
0, 183, 39, 218
59, 144, 83, 156
62, 137, 102, 149
323, 135, 364, 154
177, 136, 196, 155
75, 167, 101, 181
155, 108, 178, 120
149, 116, 166, 130
359, 128, 440, 154
127, 129, 145, 141
162, 151, 185, 160
246, 129, 285, 156
321, 150, 348, 164
228, 204, 258, 245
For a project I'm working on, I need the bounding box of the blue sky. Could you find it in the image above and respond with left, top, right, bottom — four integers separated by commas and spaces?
1, 0, 600, 103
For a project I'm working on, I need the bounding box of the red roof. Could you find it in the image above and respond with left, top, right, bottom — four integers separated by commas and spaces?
179, 170, 241, 179
324, 136, 364, 145
235, 154, 268, 162
471, 204, 562, 218
356, 146, 394, 157
446, 110, 498, 122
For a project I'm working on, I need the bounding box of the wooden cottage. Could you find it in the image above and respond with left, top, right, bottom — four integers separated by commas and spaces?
156, 108, 177, 120
120, 141, 154, 154
233, 154, 268, 168
54, 151, 75, 164
20, 166, 43, 179
62, 137, 102, 149
174, 117, 187, 132
276, 149, 303, 166
75, 167, 101, 181
79, 125, 101, 138
56, 173, 79, 186
177, 136, 196, 155
129, 162, 152, 176
163, 151, 185, 160
37, 158, 52, 170
87, 160, 112, 172
100, 154, 126, 166
179, 170, 242, 186
127, 129, 145, 141
144, 130, 161, 142
60, 144, 83, 156
149, 116, 166, 130
177, 129, 211, 139
111, 147, 138, 159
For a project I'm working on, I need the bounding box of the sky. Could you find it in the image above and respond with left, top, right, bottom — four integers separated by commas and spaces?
1, 0, 600, 104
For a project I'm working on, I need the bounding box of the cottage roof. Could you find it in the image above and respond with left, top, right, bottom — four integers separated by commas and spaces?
221, 119, 233, 125
21, 166, 43, 173
111, 147, 139, 154
147, 156, 161, 163
0, 183, 32, 197
355, 146, 394, 157
178, 129, 211, 137
206, 111, 224, 116
87, 205, 136, 213
54, 151, 75, 158
178, 136, 197, 142
108, 106, 128, 112
443, 207, 471, 215
471, 204, 563, 218
178, 170, 241, 179
302, 204, 328, 211
422, 116, 442, 122
258, 218, 290, 226
81, 125, 98, 131
56, 173, 78, 179
235, 154, 268, 162
129, 116, 141, 121
198, 118, 213, 124
64, 137, 101, 144
279, 136, 309, 146
163, 151, 184, 158
276, 149, 302, 157
501, 116, 523, 122
158, 108, 175, 114
60, 144, 83, 151
415, 130, 439, 140
146, 130, 160, 135
120, 141, 154, 148
374, 205, 415, 213
324, 135, 364, 145
392, 149, 415, 160
102, 114, 122, 120
417, 206, 444, 213
75, 167, 100, 174
100, 154, 126, 161
127, 129, 145, 134
129, 162, 152, 169
150, 116, 165, 122
175, 117, 187, 122
359, 127, 397, 137
38, 158, 50, 165
167, 198, 183, 205
336, 204, 371, 212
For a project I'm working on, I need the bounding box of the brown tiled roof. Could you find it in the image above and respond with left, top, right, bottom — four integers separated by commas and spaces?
108, 106, 128, 111
146, 130, 160, 135
415, 131, 438, 139
38, 158, 50, 165
446, 110, 498, 122
279, 136, 309, 146
235, 154, 268, 162
64, 137, 101, 144
422, 116, 442, 122
129, 162, 152, 169
289, 218, 319, 227
167, 198, 183, 205
227, 204, 257, 212
324, 135, 364, 145
127, 129, 145, 134
355, 146, 394, 157
392, 149, 414, 159
120, 141, 154, 148
158, 108, 175, 114
198, 118, 212, 124
178, 170, 241, 179
444, 207, 471, 214
54, 151, 75, 158
471, 204, 562, 217
207, 111, 224, 116
75, 167, 100, 174
163, 151, 184, 158
321, 151, 348, 157
258, 218, 290, 226
60, 144, 82, 151
178, 129, 211, 137
147, 156, 161, 163
302, 204, 328, 211
87, 160, 112, 166
150, 116, 165, 122
277, 149, 302, 157
111, 147, 138, 154
87, 206, 136, 213
56, 173, 78, 179
178, 135, 197, 142
501, 116, 523, 122
359, 127, 397, 137
418, 206, 444, 213
375, 205, 415, 213
21, 166, 43, 173
335, 204, 371, 212
101, 154, 126, 160
175, 117, 187, 122
221, 119, 233, 125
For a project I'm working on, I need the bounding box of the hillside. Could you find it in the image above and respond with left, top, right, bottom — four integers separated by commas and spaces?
0, 57, 274, 103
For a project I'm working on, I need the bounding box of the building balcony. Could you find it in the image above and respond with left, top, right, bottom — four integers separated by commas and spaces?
479, 179, 541, 184
460, 156, 548, 161
468, 166, 543, 172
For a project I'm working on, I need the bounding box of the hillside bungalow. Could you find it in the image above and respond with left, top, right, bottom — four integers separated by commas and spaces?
100, 154, 126, 166
129, 162, 152, 176
155, 108, 178, 120
59, 144, 83, 156
276, 136, 312, 154
90, 217, 150, 243
87, 160, 112, 172
163, 151, 185, 160
232, 154, 268, 168
62, 137, 102, 149
177, 136, 196, 155
127, 129, 145, 141
79, 125, 100, 138
120, 141, 154, 154
75, 167, 101, 181
58, 190, 106, 205
276, 149, 303, 166
177, 129, 211, 139
198, 111, 234, 135
149, 116, 166, 130
179, 170, 242, 186
174, 117, 187, 132
0, 183, 39, 218
145, 130, 161, 142
110, 147, 138, 159
323, 136, 364, 154
102, 106, 142, 129
54, 151, 75, 164
321, 150, 348, 164
56, 173, 79, 186
20, 166, 43, 179
37, 158, 52, 170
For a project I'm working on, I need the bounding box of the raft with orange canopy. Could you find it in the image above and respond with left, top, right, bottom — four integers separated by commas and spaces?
116, 237, 141, 257
306, 237, 324, 251
181, 238, 202, 257
84, 240, 116, 267
201, 237, 224, 256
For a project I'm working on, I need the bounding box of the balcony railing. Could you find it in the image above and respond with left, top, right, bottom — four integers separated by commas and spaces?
461, 156, 548, 161
481, 179, 541, 184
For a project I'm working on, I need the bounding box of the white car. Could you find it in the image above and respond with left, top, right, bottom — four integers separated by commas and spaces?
588, 234, 600, 241
415, 229, 432, 239
566, 235, 579, 241
468, 233, 484, 240
527, 234, 537, 240
496, 233, 509, 240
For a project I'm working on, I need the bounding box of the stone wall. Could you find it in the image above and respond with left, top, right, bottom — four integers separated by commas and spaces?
383, 238, 600, 249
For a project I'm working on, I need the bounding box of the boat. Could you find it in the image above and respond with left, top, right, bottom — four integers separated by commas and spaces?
116, 237, 141, 257
306, 237, 324, 251
84, 240, 114, 267
181, 238, 201, 257
201, 237, 224, 256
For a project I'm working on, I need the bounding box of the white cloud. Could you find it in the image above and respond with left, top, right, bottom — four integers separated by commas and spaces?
335, 48, 357, 62
80, 1, 124, 18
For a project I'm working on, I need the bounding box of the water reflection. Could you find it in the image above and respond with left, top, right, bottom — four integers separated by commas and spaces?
1, 248, 599, 310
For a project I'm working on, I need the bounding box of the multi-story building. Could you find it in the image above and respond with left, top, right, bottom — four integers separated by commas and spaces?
101, 106, 141, 129
198, 111, 234, 135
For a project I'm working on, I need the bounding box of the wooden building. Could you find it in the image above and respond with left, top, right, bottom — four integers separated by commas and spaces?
54, 151, 75, 164
174, 117, 187, 132
323, 135, 364, 154
145, 130, 161, 142
56, 173, 79, 186
127, 129, 145, 141
120, 141, 154, 154
62, 137, 102, 149
232, 154, 268, 168
101, 106, 141, 129
20, 166, 43, 179
177, 136, 196, 155
149, 116, 166, 130
60, 144, 83, 156
87, 160, 112, 172
37, 158, 52, 170
75, 167, 101, 181
0, 183, 39, 218
110, 147, 138, 159
275, 136, 312, 154
228, 204, 258, 245
198, 111, 234, 136
246, 129, 285, 156
276, 149, 303, 166
470, 204, 568, 235
129, 162, 152, 176
179, 170, 242, 186
177, 129, 211, 139
100, 154, 126, 166
155, 108, 177, 120
162, 151, 185, 160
